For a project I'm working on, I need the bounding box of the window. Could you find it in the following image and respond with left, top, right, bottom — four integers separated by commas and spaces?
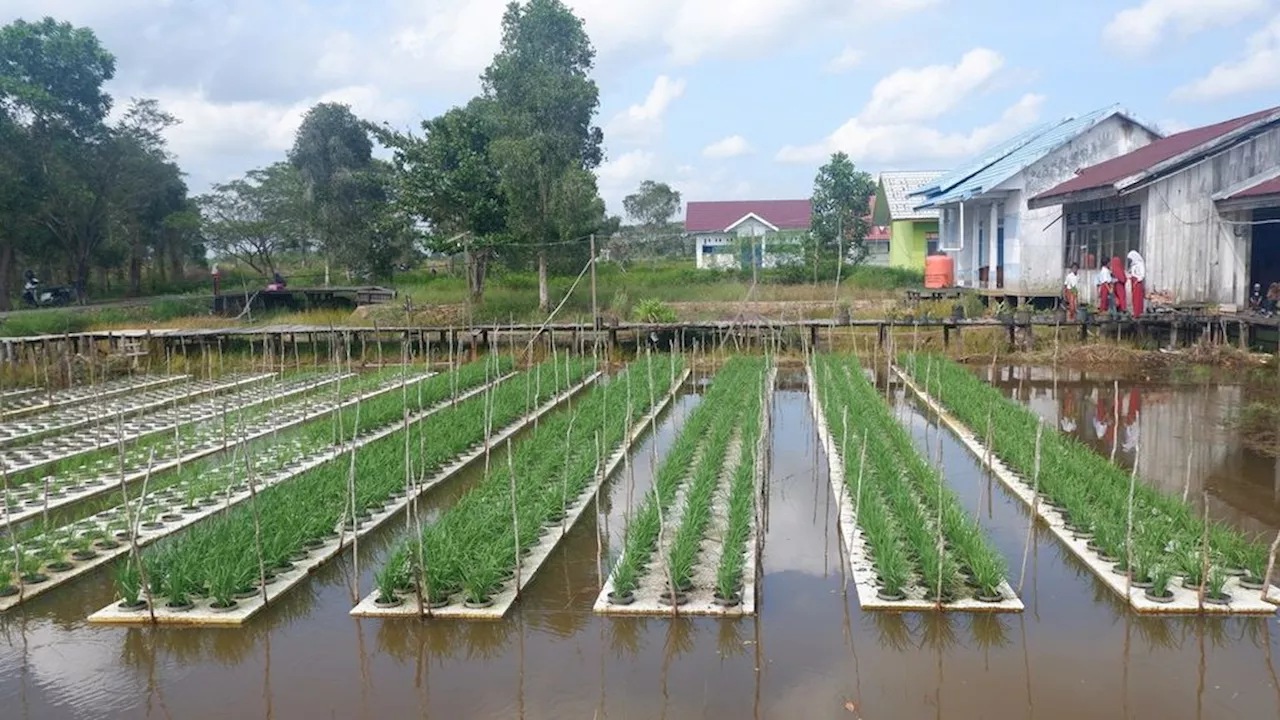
925, 231, 940, 255
1063, 205, 1141, 270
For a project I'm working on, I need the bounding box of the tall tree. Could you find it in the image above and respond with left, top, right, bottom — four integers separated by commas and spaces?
482, 0, 604, 312
0, 17, 115, 308
810, 152, 875, 267
370, 98, 507, 300
199, 162, 308, 276
287, 102, 374, 285
622, 180, 681, 231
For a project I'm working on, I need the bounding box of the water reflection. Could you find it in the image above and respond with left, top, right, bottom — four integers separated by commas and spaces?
981, 364, 1280, 536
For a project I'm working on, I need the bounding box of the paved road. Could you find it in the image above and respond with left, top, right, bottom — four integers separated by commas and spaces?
0, 294, 213, 321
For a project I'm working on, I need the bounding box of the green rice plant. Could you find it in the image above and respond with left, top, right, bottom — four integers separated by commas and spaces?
713, 372, 766, 602
405, 354, 684, 605
1149, 563, 1174, 598
126, 356, 592, 610
899, 353, 1274, 599
814, 354, 1006, 601
116, 562, 143, 606
605, 358, 750, 597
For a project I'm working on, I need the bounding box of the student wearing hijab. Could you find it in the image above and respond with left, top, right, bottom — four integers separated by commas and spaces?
1126, 250, 1146, 316
1109, 256, 1128, 314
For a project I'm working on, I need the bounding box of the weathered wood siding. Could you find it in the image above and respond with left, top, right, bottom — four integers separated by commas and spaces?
997, 115, 1158, 295
1140, 125, 1280, 306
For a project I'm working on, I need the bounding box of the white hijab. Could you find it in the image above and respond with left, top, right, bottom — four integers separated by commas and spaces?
1127, 250, 1146, 282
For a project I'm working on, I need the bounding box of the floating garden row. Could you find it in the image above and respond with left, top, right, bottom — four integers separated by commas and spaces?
0, 362, 508, 609
0, 374, 264, 447
898, 353, 1278, 612
596, 356, 770, 615
90, 357, 593, 621
358, 354, 685, 617
0, 375, 186, 421
812, 354, 1020, 611
0, 372, 339, 476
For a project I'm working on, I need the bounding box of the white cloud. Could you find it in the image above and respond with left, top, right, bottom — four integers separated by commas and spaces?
861, 48, 1003, 124
777, 93, 1045, 164
595, 149, 658, 212
824, 46, 863, 73
1156, 118, 1191, 134
702, 135, 752, 159
605, 75, 686, 144
1171, 15, 1280, 100
1103, 0, 1270, 54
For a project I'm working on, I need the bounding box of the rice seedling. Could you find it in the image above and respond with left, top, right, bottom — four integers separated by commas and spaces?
0, 360, 509, 604
899, 352, 1273, 602
814, 353, 1011, 602
712, 377, 765, 602
118, 357, 591, 614
606, 358, 749, 600
395, 354, 684, 608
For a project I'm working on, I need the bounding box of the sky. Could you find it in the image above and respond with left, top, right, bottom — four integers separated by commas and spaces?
5, 0, 1280, 218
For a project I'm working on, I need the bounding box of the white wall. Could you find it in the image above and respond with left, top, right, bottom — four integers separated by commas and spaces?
996, 114, 1159, 295
693, 220, 806, 269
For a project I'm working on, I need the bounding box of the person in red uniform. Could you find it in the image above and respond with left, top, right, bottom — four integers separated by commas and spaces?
1109, 256, 1128, 314
1126, 250, 1146, 316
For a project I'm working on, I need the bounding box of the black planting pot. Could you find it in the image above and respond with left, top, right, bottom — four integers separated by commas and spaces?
46, 561, 74, 573
117, 599, 148, 612
1239, 576, 1266, 591
180, 506, 200, 514
1205, 592, 1232, 606
94, 540, 121, 550
1143, 589, 1175, 604
607, 590, 635, 606
975, 590, 1005, 603
198, 498, 218, 506
712, 592, 742, 608
165, 600, 195, 612
0, 584, 18, 598
1223, 567, 1247, 577
876, 589, 906, 602
1131, 577, 1155, 590
210, 600, 239, 613
464, 596, 494, 610
141, 521, 164, 530
233, 588, 260, 600
303, 538, 326, 549
70, 549, 99, 561
374, 595, 403, 609
161, 514, 183, 523
22, 573, 48, 585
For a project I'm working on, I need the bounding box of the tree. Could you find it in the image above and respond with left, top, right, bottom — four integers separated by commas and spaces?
199, 162, 308, 276
810, 151, 875, 268
288, 102, 374, 284
370, 98, 507, 300
622, 180, 681, 231
0, 17, 115, 308
482, 0, 604, 312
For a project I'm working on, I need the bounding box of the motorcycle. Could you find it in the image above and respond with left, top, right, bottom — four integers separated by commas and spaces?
22, 283, 77, 308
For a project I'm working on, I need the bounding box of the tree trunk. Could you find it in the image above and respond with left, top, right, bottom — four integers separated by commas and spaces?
468, 249, 488, 302
0, 243, 13, 311
537, 250, 549, 313
169, 242, 183, 283
128, 237, 143, 297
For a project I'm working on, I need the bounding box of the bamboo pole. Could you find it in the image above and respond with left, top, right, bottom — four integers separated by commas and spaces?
246, 434, 269, 607
119, 449, 158, 622
1124, 447, 1140, 599
508, 438, 522, 598
1017, 423, 1044, 595
346, 393, 364, 603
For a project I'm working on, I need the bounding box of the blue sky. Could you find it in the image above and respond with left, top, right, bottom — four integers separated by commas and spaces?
6, 0, 1280, 217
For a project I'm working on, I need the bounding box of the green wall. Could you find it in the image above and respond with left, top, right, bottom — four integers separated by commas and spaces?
889, 219, 938, 270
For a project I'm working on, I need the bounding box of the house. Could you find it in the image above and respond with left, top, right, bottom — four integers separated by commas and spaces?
685, 200, 811, 269
872, 170, 945, 271
864, 194, 892, 266
1029, 106, 1280, 308
911, 105, 1161, 298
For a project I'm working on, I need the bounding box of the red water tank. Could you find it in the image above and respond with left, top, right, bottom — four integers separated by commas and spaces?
924, 254, 954, 289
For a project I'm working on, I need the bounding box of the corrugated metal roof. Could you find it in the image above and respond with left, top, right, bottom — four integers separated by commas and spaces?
913, 105, 1130, 209
1033, 106, 1280, 204
685, 200, 811, 233
1225, 173, 1280, 200
879, 171, 944, 219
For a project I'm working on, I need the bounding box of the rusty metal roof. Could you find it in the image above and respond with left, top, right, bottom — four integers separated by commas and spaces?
1032, 106, 1280, 206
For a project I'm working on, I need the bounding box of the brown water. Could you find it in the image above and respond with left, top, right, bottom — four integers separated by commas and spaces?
980, 364, 1280, 538
2, 364, 1279, 719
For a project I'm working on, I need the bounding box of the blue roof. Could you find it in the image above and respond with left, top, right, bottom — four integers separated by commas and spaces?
912, 105, 1128, 209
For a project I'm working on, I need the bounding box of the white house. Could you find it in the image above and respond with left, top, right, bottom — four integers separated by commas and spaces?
911, 105, 1160, 298
1029, 106, 1280, 308
685, 200, 811, 269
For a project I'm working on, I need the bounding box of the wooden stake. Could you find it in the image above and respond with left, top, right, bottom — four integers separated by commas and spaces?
1017, 423, 1044, 594
508, 438, 522, 597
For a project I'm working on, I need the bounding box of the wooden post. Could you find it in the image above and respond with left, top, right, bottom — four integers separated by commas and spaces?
943, 324, 951, 349
589, 233, 599, 331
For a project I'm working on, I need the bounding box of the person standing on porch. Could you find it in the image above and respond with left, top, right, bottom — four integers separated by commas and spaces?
1109, 256, 1128, 314
1126, 251, 1146, 316
1096, 262, 1113, 312
1063, 262, 1080, 320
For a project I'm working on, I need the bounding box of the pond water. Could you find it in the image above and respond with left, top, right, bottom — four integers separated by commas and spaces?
1, 363, 1278, 719
978, 364, 1280, 538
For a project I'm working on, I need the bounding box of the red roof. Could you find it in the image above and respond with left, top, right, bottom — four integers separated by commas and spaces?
1032, 107, 1280, 204
1229, 175, 1280, 199
685, 200, 811, 233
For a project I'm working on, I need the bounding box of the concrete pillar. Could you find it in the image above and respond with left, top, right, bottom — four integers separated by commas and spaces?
988, 202, 1000, 290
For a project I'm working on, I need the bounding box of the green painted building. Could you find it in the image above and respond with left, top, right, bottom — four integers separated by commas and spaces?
873, 171, 945, 271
